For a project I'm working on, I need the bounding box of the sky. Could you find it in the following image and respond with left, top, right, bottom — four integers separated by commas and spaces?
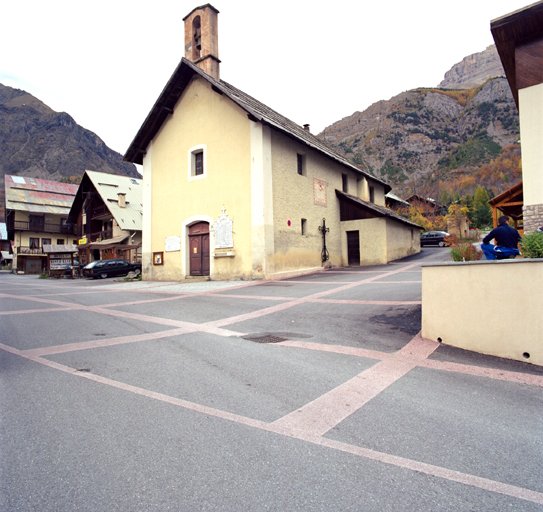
0, 0, 532, 163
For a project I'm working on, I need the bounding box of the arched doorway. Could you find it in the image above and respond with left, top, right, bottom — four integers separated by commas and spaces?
188, 222, 210, 276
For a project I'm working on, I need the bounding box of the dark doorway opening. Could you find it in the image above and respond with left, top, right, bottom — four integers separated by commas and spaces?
347, 231, 360, 266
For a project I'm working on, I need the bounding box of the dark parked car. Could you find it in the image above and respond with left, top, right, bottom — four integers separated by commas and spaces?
420, 231, 451, 247
83, 259, 142, 279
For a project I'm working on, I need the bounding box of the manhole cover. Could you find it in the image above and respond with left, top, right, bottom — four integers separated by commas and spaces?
242, 335, 288, 343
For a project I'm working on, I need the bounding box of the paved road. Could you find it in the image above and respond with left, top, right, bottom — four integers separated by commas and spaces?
1, 248, 542, 511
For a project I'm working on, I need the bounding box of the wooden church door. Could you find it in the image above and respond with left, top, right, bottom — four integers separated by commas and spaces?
188, 222, 210, 276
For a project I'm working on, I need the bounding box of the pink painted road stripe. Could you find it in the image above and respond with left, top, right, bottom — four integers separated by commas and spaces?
271, 334, 438, 437
2, 342, 540, 506
311, 436, 543, 506
209, 262, 423, 328
22, 327, 193, 357
313, 299, 421, 306
276, 340, 389, 361
420, 359, 543, 387
0, 307, 75, 316
206, 293, 291, 301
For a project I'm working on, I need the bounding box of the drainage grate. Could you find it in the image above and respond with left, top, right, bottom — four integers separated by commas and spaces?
242, 335, 288, 343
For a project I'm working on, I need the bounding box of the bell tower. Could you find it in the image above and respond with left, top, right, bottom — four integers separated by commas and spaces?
183, 4, 220, 80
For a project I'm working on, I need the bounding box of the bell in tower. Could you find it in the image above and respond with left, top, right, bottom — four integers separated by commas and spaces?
183, 4, 221, 80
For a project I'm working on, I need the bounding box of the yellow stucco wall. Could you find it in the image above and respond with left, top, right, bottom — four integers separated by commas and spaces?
142, 76, 253, 281
269, 131, 382, 273
341, 218, 387, 265
386, 220, 419, 261
519, 83, 543, 207
422, 260, 543, 366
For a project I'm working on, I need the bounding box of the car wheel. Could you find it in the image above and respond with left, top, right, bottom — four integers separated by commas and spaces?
438, 241, 445, 247
134, 268, 141, 276
100, 273, 108, 279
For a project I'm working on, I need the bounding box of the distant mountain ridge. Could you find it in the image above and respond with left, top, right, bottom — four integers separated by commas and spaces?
318, 46, 519, 199
0, 83, 138, 182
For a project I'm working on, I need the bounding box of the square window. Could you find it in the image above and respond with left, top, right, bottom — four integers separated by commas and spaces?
29, 238, 39, 249
57, 239, 65, 245
369, 186, 375, 203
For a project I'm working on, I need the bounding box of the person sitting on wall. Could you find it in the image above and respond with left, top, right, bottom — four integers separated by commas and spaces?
481, 215, 522, 260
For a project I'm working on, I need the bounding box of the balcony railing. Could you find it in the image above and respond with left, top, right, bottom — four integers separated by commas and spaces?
17, 246, 45, 255
9, 221, 76, 235
77, 229, 114, 243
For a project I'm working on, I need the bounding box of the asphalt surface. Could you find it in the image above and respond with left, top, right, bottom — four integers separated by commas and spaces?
1, 247, 542, 511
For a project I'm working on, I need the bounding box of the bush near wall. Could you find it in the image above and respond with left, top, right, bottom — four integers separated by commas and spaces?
520, 231, 543, 259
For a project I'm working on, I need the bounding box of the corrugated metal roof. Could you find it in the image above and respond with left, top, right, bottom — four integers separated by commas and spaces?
85, 171, 142, 231
0, 222, 7, 240
4, 175, 78, 214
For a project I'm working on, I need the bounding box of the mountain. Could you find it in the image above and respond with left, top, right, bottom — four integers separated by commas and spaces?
318, 46, 519, 200
438, 45, 505, 90
0, 83, 139, 182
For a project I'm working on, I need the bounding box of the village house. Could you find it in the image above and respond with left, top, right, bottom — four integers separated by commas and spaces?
492, 1, 543, 232
124, 4, 420, 281
4, 175, 78, 274
67, 170, 142, 268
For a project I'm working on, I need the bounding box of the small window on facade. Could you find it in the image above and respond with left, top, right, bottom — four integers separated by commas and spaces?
29, 238, 39, 249
42, 238, 51, 246
369, 186, 375, 203
189, 145, 207, 180
57, 239, 65, 245
194, 151, 204, 175
301, 218, 307, 235
342, 174, 348, 193
297, 154, 305, 176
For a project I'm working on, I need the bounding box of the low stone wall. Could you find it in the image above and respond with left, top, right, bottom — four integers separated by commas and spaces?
422, 259, 543, 366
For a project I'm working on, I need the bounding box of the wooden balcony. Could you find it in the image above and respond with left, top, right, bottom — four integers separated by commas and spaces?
17, 246, 45, 255
9, 220, 76, 235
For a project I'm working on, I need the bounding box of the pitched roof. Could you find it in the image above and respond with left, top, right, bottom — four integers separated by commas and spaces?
4, 175, 78, 215
335, 190, 423, 229
83, 171, 143, 232
124, 58, 391, 193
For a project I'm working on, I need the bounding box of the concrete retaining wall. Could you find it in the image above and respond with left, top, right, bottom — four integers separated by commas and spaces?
422, 259, 543, 366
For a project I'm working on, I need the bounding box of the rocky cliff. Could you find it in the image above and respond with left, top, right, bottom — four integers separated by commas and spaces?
318, 44, 519, 199
438, 45, 505, 90
0, 83, 139, 182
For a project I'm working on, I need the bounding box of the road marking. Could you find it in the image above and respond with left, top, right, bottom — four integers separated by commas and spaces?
271, 334, 438, 436
1, 340, 541, 507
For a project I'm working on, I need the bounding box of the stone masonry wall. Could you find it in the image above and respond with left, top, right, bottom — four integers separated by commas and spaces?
523, 203, 543, 232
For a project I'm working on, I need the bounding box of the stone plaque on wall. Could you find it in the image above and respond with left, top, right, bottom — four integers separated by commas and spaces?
215, 208, 233, 249
165, 236, 181, 252
313, 178, 327, 207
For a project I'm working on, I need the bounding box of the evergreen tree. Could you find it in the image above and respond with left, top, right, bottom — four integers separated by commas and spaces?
472, 186, 493, 228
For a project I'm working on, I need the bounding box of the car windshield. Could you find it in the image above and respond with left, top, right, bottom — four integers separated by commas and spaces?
84, 261, 99, 269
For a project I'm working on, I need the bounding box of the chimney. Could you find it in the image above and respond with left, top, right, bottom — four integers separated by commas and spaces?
303, 124, 310, 132
117, 193, 126, 208
183, 4, 221, 80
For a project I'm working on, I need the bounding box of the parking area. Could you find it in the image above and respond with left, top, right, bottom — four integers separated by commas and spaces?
1, 248, 542, 511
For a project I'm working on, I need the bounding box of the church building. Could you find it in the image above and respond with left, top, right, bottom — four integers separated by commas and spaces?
124, 4, 420, 281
